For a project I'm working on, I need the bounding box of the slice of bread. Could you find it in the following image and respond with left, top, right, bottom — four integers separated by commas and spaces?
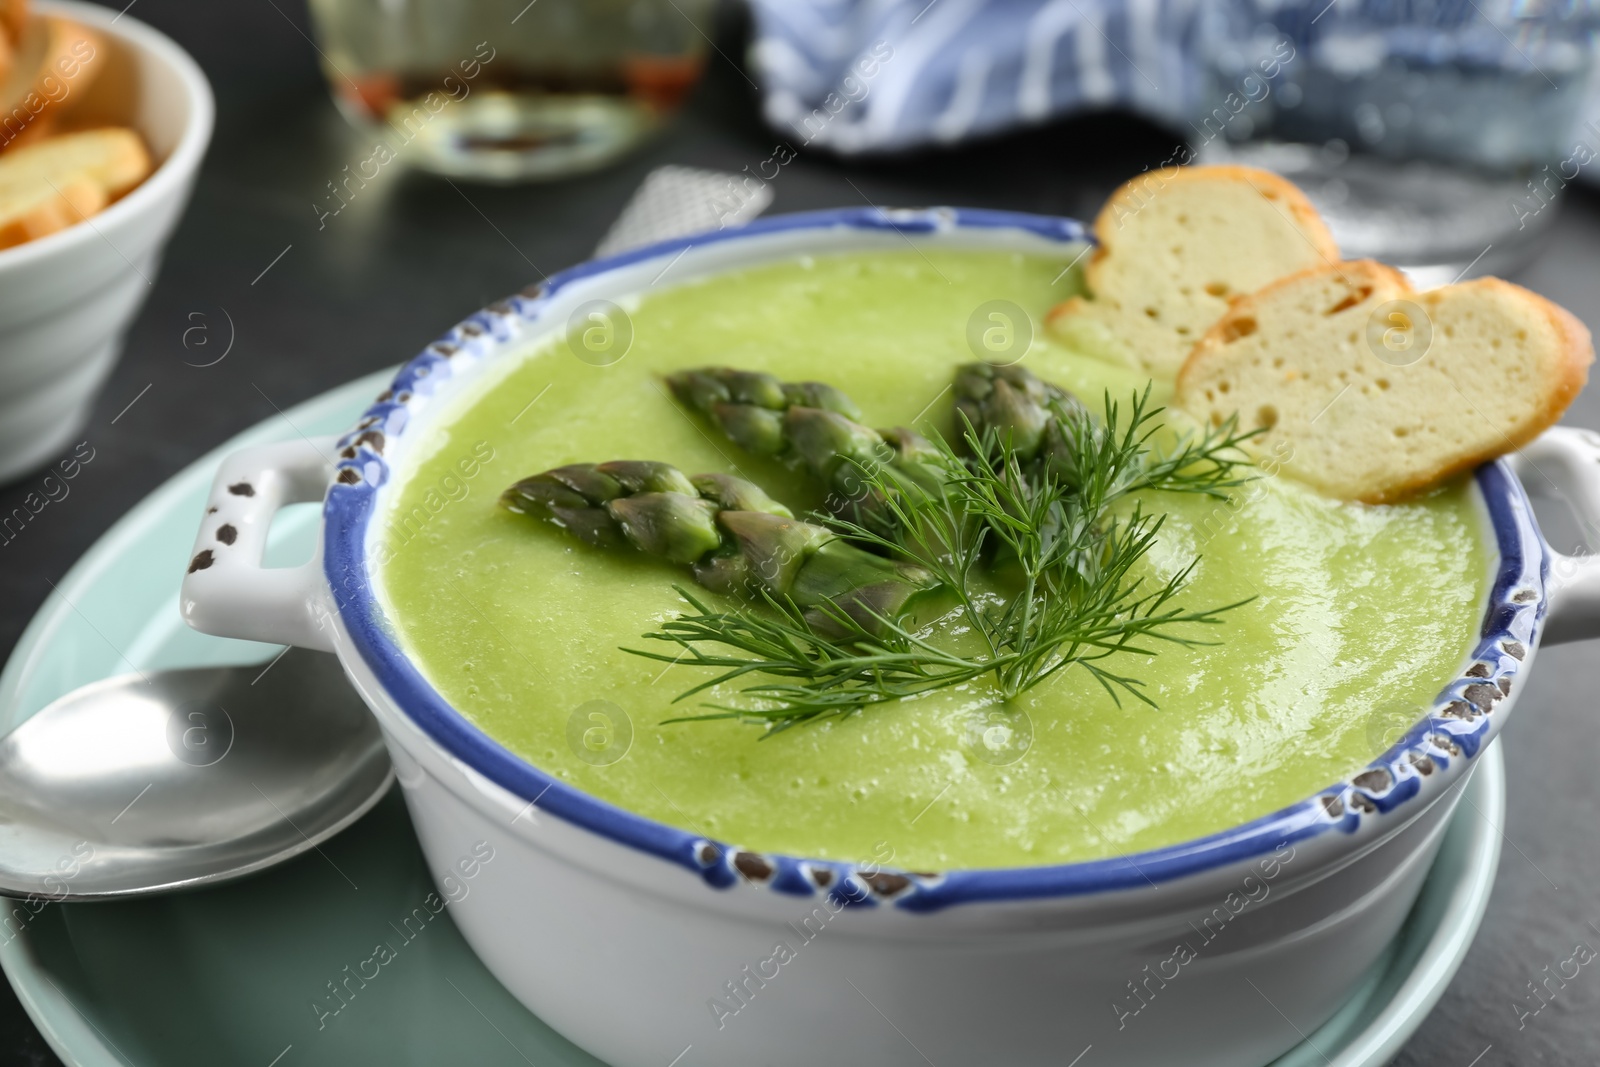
0, 126, 149, 197
1175, 260, 1594, 503
0, 127, 149, 247
1047, 164, 1341, 382
0, 173, 103, 247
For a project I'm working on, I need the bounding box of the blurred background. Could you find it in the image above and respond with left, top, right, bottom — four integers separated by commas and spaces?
0, 0, 1597, 1062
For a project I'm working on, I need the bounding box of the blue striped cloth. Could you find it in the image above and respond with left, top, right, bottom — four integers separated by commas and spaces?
742, 0, 1592, 155
744, 0, 1200, 154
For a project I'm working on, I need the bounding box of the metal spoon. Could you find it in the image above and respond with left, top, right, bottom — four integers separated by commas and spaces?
0, 648, 392, 900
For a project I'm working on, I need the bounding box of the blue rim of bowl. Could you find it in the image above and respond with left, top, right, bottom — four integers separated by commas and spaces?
321, 207, 1547, 913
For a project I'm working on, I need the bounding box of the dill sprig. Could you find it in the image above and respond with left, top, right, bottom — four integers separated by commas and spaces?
629, 386, 1259, 735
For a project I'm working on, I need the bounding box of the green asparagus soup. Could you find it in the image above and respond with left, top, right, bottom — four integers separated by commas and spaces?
375, 250, 1487, 870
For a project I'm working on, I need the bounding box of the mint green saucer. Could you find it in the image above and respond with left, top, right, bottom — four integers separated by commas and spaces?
0, 371, 1504, 1067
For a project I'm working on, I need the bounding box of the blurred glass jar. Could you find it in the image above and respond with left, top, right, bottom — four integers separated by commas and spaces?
307, 0, 715, 182
1193, 1, 1595, 285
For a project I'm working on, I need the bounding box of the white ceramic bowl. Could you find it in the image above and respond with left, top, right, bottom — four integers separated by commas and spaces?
179, 210, 1600, 1067
0, 0, 213, 483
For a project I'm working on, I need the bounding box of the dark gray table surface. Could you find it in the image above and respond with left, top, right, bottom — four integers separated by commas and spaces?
1, 2, 1597, 1064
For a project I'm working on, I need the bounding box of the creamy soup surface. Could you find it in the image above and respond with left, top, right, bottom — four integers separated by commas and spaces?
377, 250, 1487, 870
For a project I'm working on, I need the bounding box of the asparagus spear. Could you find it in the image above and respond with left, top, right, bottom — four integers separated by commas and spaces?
953, 362, 1094, 488
955, 362, 1256, 505
501, 461, 943, 635
664, 367, 947, 527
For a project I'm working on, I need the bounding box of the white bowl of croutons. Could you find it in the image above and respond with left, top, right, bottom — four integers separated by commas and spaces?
0, 0, 212, 483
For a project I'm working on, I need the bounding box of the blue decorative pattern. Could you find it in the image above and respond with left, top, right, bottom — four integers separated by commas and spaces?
320, 207, 1547, 912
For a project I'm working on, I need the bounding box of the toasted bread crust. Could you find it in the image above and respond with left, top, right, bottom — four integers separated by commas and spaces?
1361, 278, 1594, 504
1177, 259, 1412, 393
1177, 263, 1594, 504
1049, 164, 1344, 381
1086, 165, 1340, 297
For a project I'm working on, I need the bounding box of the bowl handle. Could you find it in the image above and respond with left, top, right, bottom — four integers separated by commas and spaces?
1511, 426, 1600, 645
178, 437, 338, 652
